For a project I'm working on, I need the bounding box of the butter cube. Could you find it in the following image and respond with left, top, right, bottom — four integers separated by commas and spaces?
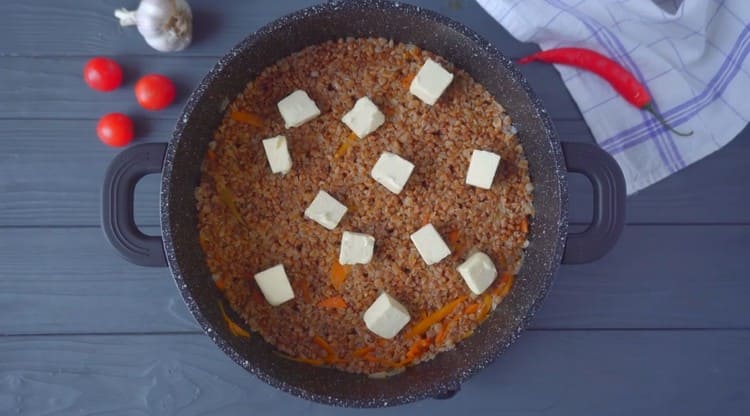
410, 223, 451, 265
304, 190, 347, 230
341, 96, 385, 138
277, 90, 321, 128
339, 231, 375, 265
254, 264, 295, 306
409, 58, 454, 105
370, 152, 415, 194
466, 149, 501, 189
262, 135, 292, 174
363, 292, 411, 339
457, 252, 498, 295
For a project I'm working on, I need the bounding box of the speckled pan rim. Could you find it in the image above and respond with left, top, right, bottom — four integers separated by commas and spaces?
161, 0, 568, 408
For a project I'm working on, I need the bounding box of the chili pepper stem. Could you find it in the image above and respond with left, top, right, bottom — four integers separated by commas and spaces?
641, 103, 693, 137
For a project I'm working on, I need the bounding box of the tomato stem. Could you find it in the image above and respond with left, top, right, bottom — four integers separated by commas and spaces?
642, 103, 693, 137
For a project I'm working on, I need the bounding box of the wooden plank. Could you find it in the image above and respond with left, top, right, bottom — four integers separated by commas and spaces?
0, 119, 168, 227
0, 227, 198, 335
0, 0, 539, 58
0, 331, 747, 415
0, 56, 575, 120
622, 124, 750, 224
537, 224, 750, 329
2, 119, 749, 227
0, 226, 747, 335
0, 56, 215, 121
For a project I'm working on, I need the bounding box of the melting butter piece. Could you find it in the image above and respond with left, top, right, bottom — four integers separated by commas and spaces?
363, 292, 411, 339
304, 190, 348, 230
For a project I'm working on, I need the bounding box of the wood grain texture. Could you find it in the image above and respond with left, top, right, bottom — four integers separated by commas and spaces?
541, 224, 750, 329
0, 119, 168, 228
0, 56, 215, 120
0, 0, 539, 58
0, 227, 197, 335
0, 331, 747, 415
1, 226, 747, 335
618, 125, 750, 223
1, 120, 749, 227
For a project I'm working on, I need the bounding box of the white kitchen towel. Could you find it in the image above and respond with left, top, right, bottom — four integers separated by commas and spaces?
477, 0, 750, 194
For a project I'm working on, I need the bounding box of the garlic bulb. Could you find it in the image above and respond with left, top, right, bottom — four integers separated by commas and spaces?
115, 0, 193, 52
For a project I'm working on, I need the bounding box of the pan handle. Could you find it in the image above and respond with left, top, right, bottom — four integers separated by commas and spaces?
561, 142, 625, 264
101, 143, 168, 267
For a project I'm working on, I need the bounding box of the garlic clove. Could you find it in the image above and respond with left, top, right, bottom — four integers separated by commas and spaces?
115, 0, 193, 53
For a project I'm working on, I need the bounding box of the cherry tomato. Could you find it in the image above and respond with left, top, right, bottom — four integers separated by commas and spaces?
97, 113, 134, 147
83, 57, 123, 92
134, 74, 176, 111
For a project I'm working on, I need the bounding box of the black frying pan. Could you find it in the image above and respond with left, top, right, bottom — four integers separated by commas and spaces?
101, 0, 625, 407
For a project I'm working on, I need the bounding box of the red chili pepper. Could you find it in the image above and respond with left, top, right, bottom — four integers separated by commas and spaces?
519, 47, 692, 136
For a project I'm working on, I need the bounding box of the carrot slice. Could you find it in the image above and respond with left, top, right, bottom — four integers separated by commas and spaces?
230, 110, 263, 127
398, 337, 433, 366
313, 335, 344, 364
362, 354, 380, 363
312, 335, 336, 357
330, 259, 351, 291
334, 142, 350, 159
214, 277, 226, 291
392, 358, 412, 368
435, 317, 457, 345
317, 296, 348, 309
401, 74, 415, 88
464, 303, 480, 315
218, 302, 250, 338
216, 183, 247, 228
334, 132, 359, 159
405, 296, 467, 338
475, 294, 493, 323
353, 346, 374, 357
446, 229, 466, 253
520, 217, 529, 233
459, 330, 474, 341
447, 229, 460, 245
493, 273, 515, 298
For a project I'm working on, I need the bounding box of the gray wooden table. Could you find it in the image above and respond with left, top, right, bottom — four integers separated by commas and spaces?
1, 1, 749, 415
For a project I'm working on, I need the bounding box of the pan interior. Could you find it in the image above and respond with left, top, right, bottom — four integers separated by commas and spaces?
161, 0, 567, 407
